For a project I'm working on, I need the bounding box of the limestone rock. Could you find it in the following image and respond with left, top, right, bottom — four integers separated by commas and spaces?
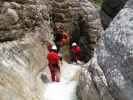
78, 57, 114, 100
0, 1, 51, 42
96, 0, 133, 99
0, 38, 47, 100
49, 0, 72, 32
79, 0, 133, 100
0, 1, 51, 100
78, 0, 103, 62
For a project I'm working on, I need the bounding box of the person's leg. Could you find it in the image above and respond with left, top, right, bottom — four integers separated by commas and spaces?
54, 64, 60, 82
71, 52, 74, 63
73, 53, 77, 63
49, 64, 56, 81
75, 53, 79, 62
51, 70, 56, 81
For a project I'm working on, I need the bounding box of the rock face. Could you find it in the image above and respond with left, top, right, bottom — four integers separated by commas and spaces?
50, 0, 103, 62
101, 0, 128, 28
0, 0, 51, 42
78, 57, 114, 100
97, 0, 133, 99
79, 0, 133, 100
0, 0, 51, 100
0, 38, 47, 100
78, 0, 103, 62
49, 0, 73, 32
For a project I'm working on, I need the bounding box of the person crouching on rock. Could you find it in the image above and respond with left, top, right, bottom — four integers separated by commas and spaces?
47, 45, 62, 82
70, 42, 81, 64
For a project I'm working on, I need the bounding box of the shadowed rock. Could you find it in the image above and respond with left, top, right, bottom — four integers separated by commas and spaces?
49, 0, 103, 62
78, 0, 103, 62
101, 0, 128, 28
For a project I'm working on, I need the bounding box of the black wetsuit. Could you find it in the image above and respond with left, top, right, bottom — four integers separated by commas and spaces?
54, 33, 63, 52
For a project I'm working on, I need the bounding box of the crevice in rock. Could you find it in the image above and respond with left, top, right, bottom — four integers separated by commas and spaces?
0, 37, 17, 42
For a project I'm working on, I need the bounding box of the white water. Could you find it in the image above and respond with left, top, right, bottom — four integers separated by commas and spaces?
44, 62, 81, 100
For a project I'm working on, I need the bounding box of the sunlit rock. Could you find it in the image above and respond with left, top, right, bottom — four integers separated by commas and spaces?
97, 0, 133, 99
78, 57, 113, 100
0, 38, 47, 100
79, 0, 133, 100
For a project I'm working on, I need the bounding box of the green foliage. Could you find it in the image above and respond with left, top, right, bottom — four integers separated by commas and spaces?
94, 0, 103, 6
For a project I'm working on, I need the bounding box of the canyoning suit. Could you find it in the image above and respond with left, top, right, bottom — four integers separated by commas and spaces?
54, 32, 63, 52
70, 45, 81, 63
47, 51, 61, 82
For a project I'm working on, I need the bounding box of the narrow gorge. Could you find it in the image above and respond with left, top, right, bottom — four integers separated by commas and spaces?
0, 0, 133, 100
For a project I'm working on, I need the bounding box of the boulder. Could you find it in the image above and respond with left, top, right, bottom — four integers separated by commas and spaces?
78, 57, 114, 100
97, 0, 133, 99
79, 0, 133, 100
0, 38, 47, 100
0, 0, 51, 100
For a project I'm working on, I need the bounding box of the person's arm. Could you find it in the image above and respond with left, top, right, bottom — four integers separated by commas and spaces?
58, 53, 63, 65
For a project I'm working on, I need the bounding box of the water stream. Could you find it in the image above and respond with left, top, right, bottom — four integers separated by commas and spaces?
44, 62, 81, 100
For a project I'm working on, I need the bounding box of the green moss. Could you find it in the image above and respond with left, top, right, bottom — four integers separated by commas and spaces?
94, 0, 103, 6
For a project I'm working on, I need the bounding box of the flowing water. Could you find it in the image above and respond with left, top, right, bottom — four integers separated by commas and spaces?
44, 62, 81, 100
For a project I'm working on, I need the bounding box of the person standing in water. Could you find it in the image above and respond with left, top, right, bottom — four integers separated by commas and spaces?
47, 45, 62, 82
70, 42, 81, 64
